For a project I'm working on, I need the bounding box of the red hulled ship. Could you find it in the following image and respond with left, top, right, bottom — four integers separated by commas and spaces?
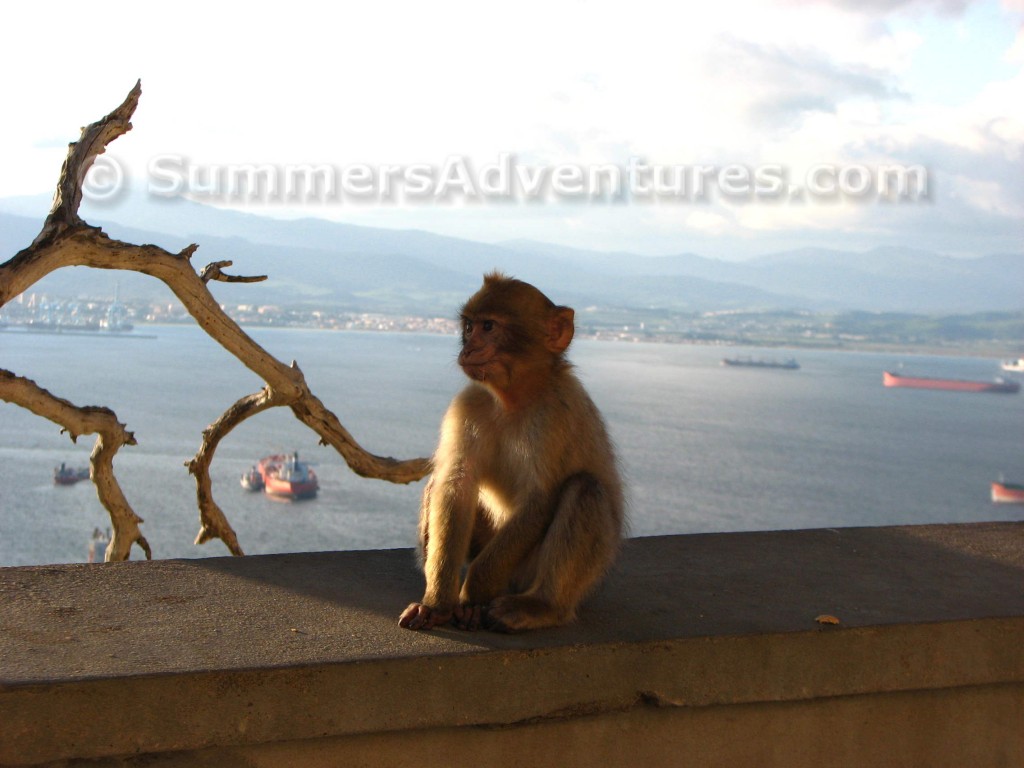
247, 452, 319, 500
882, 371, 1020, 394
991, 480, 1024, 504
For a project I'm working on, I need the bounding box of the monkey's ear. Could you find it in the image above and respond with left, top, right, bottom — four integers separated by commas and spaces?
546, 307, 575, 353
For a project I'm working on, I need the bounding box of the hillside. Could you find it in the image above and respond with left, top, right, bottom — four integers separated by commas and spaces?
1, 194, 1020, 315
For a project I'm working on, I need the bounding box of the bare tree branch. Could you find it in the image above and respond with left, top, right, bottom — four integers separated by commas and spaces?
0, 81, 431, 561
40, 80, 141, 241
199, 260, 267, 285
186, 389, 285, 556
0, 370, 151, 561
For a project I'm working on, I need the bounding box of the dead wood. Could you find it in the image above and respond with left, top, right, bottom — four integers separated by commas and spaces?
0, 370, 151, 561
0, 82, 431, 561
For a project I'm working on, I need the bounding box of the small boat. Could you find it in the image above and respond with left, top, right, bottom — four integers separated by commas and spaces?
882, 371, 1020, 394
255, 452, 319, 500
722, 357, 799, 370
240, 466, 264, 491
88, 527, 110, 563
991, 479, 1024, 504
54, 462, 90, 485
1001, 358, 1024, 373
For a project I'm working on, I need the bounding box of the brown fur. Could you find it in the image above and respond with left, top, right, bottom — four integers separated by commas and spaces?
399, 273, 624, 632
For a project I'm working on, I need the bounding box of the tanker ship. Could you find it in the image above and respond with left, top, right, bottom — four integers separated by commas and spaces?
882, 371, 1020, 394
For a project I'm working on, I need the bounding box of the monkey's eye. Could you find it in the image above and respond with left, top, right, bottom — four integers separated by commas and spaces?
482, 319, 495, 332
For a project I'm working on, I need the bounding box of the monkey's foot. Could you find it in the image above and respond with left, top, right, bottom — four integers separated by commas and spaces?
453, 602, 486, 631
398, 602, 453, 631
485, 596, 566, 633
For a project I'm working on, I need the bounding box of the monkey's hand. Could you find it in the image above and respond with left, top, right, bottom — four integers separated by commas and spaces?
398, 602, 453, 631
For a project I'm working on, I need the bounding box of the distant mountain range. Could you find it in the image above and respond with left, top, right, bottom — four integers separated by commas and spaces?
1, 193, 1020, 315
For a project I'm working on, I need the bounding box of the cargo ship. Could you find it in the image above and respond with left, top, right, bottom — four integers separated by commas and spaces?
882, 371, 1020, 394
246, 452, 319, 500
54, 462, 90, 485
722, 357, 800, 370
991, 479, 1024, 504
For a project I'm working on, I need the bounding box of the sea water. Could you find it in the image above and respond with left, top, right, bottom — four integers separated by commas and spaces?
1, 325, 1021, 566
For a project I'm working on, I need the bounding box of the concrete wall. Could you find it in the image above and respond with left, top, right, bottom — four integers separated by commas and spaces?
1, 522, 1022, 767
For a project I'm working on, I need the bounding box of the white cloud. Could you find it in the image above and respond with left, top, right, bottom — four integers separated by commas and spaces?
1, 0, 1020, 257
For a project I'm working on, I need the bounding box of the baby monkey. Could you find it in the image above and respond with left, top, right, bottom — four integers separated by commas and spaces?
400, 272, 623, 632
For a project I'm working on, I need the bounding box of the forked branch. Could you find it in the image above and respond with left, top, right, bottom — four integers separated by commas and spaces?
0, 370, 150, 561
0, 82, 431, 561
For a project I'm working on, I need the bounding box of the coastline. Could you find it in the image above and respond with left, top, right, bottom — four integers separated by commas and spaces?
2, 318, 1020, 360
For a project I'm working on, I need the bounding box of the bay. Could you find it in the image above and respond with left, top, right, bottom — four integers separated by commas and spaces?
1, 325, 1021, 566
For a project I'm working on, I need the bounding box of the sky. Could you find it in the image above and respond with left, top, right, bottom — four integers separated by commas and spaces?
1, 0, 1021, 259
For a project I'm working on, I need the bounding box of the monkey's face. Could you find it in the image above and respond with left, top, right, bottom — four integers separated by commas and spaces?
457, 274, 576, 407
458, 316, 513, 388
